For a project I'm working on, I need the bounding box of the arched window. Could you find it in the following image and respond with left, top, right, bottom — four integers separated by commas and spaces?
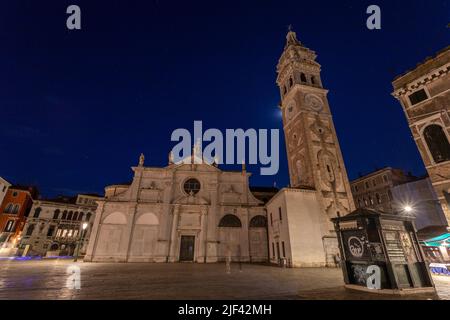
300, 73, 307, 83
249, 215, 267, 228
376, 193, 381, 204
78, 212, 84, 221
26, 224, 35, 236
4, 203, 13, 213
358, 198, 363, 208
67, 211, 73, 220
218, 214, 242, 227
73, 212, 78, 221
12, 204, 20, 214
86, 212, 92, 221
423, 124, 450, 163
283, 86, 287, 95
289, 77, 293, 87
33, 207, 42, 218
53, 209, 60, 220
62, 210, 67, 220
311, 76, 316, 85
4, 220, 14, 232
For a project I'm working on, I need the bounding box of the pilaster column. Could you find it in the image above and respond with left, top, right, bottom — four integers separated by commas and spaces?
241, 208, 250, 261
84, 201, 105, 261
199, 207, 208, 263
168, 206, 179, 262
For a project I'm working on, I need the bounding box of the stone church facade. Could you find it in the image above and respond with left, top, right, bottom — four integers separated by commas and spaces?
84, 157, 269, 263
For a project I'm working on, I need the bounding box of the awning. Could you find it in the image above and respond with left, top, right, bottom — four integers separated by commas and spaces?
423, 233, 450, 248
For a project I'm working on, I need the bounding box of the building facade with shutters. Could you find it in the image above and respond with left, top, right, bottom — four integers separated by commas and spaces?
350, 167, 417, 213
392, 46, 450, 227
0, 177, 11, 210
19, 194, 100, 257
0, 185, 38, 255
350, 168, 448, 232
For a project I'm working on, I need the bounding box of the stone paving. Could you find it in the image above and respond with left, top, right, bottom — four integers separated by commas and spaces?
0, 259, 447, 300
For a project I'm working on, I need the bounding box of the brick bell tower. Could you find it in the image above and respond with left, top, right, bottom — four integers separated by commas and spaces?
276, 29, 355, 229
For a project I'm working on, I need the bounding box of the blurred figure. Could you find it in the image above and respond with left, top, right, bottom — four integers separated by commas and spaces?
225, 247, 231, 274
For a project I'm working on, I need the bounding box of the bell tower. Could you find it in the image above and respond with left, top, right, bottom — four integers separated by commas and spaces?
276, 30, 355, 225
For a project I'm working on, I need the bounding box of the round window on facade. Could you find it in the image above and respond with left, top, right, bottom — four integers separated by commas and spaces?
183, 178, 201, 195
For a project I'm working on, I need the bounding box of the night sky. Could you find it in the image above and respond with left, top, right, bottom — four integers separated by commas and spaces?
1, 1, 448, 197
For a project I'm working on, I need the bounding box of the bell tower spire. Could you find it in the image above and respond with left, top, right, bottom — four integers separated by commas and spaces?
276, 29, 355, 223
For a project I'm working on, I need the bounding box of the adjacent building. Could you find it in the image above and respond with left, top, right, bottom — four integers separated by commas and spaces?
0, 177, 11, 208
0, 185, 38, 256
350, 167, 448, 232
350, 167, 417, 213
19, 194, 101, 257
391, 177, 448, 230
267, 30, 355, 267
392, 46, 450, 227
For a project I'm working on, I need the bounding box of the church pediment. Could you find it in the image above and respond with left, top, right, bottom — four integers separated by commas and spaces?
169, 163, 221, 173
139, 188, 162, 203
173, 194, 209, 205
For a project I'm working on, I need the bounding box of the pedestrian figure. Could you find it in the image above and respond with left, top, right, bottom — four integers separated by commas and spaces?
334, 253, 341, 268
238, 245, 242, 272
225, 247, 231, 274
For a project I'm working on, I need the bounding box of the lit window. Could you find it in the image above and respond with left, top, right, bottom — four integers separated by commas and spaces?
4, 220, 14, 232
376, 193, 381, 204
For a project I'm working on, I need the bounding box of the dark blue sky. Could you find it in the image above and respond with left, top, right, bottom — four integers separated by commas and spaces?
1, 1, 448, 197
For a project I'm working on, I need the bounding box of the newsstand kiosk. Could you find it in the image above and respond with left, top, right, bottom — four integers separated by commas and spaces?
332, 208, 436, 295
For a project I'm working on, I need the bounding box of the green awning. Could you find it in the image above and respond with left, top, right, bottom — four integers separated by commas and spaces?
423, 233, 450, 248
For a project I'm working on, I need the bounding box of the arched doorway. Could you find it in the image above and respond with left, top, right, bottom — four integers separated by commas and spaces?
95, 212, 127, 256
218, 214, 242, 261
249, 215, 268, 262
130, 213, 159, 259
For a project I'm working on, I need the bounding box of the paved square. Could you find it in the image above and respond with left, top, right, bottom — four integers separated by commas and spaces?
0, 259, 447, 299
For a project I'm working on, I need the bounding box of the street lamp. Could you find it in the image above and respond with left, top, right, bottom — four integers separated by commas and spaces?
74, 222, 89, 262
404, 205, 413, 213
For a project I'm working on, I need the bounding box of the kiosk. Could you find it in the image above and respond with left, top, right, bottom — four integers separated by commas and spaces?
332, 208, 436, 295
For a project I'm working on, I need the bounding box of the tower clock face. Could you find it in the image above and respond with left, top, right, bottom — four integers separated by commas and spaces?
305, 94, 323, 111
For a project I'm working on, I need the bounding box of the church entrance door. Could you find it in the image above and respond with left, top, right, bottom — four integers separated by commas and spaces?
179, 235, 195, 262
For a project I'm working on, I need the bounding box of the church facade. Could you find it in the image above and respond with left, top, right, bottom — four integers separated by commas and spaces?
85, 30, 355, 266
84, 156, 270, 263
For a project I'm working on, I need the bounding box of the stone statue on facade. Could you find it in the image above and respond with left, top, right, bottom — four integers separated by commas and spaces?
139, 153, 145, 167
